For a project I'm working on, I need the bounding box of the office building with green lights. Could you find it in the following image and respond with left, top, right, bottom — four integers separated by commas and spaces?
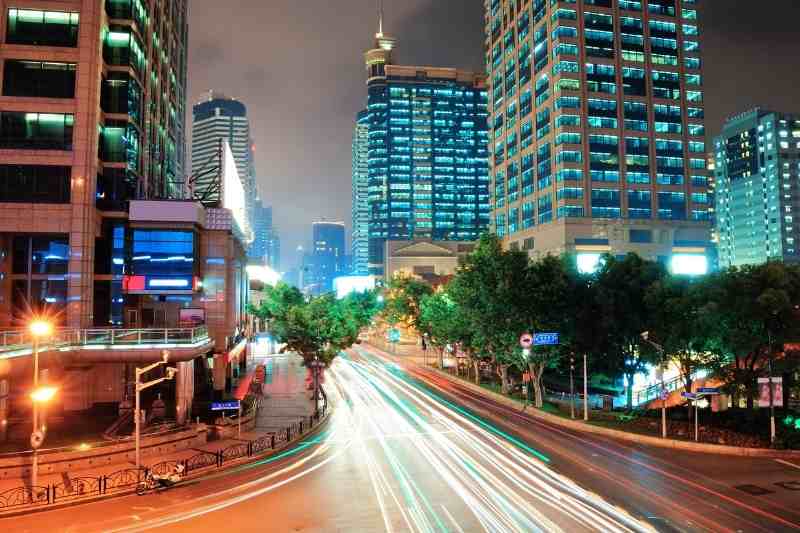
363, 22, 490, 275
714, 109, 800, 268
484, 0, 711, 274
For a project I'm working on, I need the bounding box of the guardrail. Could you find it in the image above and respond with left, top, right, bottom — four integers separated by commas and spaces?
0, 404, 327, 514
633, 374, 685, 406
0, 326, 210, 354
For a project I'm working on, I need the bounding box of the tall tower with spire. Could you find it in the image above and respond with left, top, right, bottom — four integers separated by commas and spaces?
358, 0, 490, 277
364, 0, 396, 82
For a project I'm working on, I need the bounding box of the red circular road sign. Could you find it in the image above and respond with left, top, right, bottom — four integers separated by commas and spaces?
520, 333, 533, 348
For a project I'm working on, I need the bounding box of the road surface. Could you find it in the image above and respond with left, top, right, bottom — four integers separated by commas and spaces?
5, 347, 800, 532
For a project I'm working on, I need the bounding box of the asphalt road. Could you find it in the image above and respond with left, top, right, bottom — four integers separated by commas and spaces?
6, 347, 800, 532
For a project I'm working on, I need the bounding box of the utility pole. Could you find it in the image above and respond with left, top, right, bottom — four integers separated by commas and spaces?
641, 332, 667, 438
135, 351, 177, 471
569, 355, 575, 419
583, 353, 589, 421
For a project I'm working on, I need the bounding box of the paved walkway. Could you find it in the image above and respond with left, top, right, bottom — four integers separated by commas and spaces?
0, 347, 315, 495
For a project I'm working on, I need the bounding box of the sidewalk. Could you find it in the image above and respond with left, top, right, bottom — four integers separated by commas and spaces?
0, 348, 316, 501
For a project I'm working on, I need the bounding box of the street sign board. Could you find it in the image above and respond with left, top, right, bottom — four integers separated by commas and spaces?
659, 389, 669, 401
681, 392, 696, 400
697, 387, 720, 394
211, 401, 240, 411
533, 332, 560, 346
388, 328, 401, 343
519, 333, 533, 348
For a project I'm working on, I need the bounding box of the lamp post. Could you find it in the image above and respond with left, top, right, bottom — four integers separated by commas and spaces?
28, 320, 53, 490
569, 355, 575, 419
641, 332, 667, 439
135, 350, 177, 471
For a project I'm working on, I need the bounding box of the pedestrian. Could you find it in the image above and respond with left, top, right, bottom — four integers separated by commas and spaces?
421, 337, 427, 352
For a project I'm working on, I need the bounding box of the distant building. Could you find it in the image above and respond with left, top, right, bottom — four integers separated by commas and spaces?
384, 240, 475, 285
307, 222, 346, 294
191, 92, 257, 239
714, 109, 800, 267
249, 202, 272, 264
363, 13, 490, 276
352, 109, 370, 275
266, 230, 281, 271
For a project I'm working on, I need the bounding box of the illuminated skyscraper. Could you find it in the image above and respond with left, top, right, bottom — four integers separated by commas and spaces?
363, 8, 490, 275
484, 0, 711, 273
352, 109, 370, 275
714, 109, 800, 267
0, 0, 188, 327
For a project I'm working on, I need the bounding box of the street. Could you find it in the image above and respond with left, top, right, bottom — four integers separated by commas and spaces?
6, 347, 800, 532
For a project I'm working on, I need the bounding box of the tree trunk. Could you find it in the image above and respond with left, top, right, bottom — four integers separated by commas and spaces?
473, 360, 481, 385
528, 362, 545, 408
499, 365, 510, 395
438, 347, 444, 370
684, 376, 693, 421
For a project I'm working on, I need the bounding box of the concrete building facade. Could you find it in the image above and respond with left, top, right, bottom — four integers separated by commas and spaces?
484, 0, 711, 273
714, 109, 800, 268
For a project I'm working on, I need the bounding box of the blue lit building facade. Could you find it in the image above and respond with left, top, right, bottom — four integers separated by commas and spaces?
484, 0, 712, 274
364, 29, 490, 275
352, 109, 370, 275
714, 109, 800, 268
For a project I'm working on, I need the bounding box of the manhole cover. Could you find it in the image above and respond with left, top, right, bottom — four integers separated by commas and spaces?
734, 484, 774, 496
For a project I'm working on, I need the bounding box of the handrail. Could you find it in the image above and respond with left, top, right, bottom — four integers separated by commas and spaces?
633, 374, 685, 406
0, 326, 210, 353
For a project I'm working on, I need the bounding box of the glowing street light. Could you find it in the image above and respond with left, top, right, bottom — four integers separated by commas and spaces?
28, 318, 53, 490
30, 386, 57, 404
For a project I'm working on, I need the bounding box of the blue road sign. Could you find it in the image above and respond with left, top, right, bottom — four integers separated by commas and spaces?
681, 392, 696, 399
211, 401, 240, 411
388, 328, 401, 343
697, 387, 719, 394
533, 332, 560, 346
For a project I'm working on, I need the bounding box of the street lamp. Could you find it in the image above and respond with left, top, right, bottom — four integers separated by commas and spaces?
134, 350, 178, 470
641, 331, 667, 439
28, 319, 53, 490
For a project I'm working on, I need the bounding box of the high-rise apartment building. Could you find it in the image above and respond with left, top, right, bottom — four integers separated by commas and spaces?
191, 92, 257, 233
484, 0, 710, 273
352, 109, 370, 275
713, 109, 800, 268
0, 0, 188, 327
249, 201, 271, 264
363, 18, 490, 275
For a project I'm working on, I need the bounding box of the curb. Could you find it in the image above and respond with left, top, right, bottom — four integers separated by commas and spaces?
367, 344, 800, 459
0, 409, 332, 518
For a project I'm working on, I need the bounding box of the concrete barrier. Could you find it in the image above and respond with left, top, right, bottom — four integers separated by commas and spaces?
0, 425, 208, 479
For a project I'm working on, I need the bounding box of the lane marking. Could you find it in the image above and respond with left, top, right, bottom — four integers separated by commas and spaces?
440, 505, 466, 533
775, 459, 800, 471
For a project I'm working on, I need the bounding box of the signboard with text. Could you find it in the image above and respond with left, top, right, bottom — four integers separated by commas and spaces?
211, 401, 240, 411
533, 332, 560, 346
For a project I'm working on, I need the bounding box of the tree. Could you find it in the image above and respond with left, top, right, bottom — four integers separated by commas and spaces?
522, 255, 575, 407
381, 276, 433, 331
645, 276, 718, 416
252, 282, 378, 367
595, 253, 667, 409
448, 234, 529, 394
705, 262, 800, 408
419, 290, 480, 377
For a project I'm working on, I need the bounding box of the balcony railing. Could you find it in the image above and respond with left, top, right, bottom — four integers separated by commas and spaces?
0, 327, 210, 354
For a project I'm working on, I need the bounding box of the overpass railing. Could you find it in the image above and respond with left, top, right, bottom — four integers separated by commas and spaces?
0, 327, 210, 354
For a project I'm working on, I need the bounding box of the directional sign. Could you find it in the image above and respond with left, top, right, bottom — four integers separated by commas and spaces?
697, 387, 720, 395
519, 333, 533, 348
211, 401, 240, 411
681, 392, 696, 400
533, 332, 560, 346
659, 389, 669, 401
388, 328, 401, 343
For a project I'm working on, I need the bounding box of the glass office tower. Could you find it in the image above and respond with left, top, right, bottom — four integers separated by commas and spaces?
0, 0, 188, 327
352, 110, 371, 275
364, 27, 490, 275
714, 109, 800, 268
484, 0, 710, 273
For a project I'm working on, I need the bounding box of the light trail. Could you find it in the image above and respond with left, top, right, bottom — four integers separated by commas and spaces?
333, 349, 656, 533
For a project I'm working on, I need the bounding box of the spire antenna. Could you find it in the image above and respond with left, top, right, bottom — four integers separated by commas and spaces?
377, 0, 384, 36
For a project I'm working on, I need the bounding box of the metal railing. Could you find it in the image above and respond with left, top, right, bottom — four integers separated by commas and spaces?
0, 326, 210, 354
0, 404, 328, 514
633, 374, 685, 406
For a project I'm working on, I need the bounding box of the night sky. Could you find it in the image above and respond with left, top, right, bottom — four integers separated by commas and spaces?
187, 0, 800, 270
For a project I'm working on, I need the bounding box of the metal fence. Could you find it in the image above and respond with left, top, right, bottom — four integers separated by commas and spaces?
0, 405, 327, 514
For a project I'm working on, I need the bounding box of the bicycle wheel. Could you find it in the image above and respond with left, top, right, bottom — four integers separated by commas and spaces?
136, 481, 149, 495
